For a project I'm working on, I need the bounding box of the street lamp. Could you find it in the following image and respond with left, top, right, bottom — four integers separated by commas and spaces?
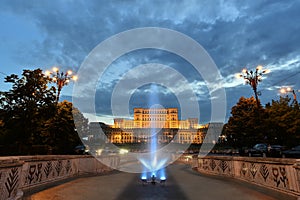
280, 87, 299, 104
237, 65, 270, 107
45, 67, 78, 102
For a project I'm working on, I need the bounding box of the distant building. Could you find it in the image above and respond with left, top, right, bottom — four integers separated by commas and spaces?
114, 108, 196, 129
88, 107, 208, 144
113, 118, 134, 129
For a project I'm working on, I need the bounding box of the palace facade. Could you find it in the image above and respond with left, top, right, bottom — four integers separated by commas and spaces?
113, 108, 200, 129
89, 108, 209, 144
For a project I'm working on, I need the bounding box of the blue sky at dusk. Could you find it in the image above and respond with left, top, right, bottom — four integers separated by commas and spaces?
0, 1, 300, 124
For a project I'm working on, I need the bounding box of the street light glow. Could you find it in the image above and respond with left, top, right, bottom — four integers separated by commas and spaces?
67, 70, 73, 75
280, 87, 298, 103
280, 88, 286, 94
44, 67, 77, 102
238, 65, 269, 107
235, 73, 243, 79
52, 67, 59, 72
72, 75, 78, 81
45, 70, 51, 76
256, 65, 262, 70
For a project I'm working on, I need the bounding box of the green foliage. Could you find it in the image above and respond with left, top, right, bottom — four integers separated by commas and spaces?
224, 96, 300, 148
42, 101, 85, 154
0, 69, 88, 155
224, 97, 267, 148
0, 69, 56, 147
265, 96, 300, 146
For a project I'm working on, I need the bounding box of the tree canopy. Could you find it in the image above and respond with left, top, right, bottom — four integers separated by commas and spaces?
42, 101, 87, 154
265, 96, 300, 146
223, 96, 300, 148
0, 69, 87, 155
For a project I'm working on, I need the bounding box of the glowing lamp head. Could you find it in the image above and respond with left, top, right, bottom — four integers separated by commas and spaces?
52, 67, 59, 72
256, 65, 263, 70
286, 87, 292, 92
235, 73, 243, 79
67, 70, 72, 75
45, 70, 51, 76
263, 69, 270, 74
280, 88, 286, 94
72, 75, 78, 81
242, 69, 247, 73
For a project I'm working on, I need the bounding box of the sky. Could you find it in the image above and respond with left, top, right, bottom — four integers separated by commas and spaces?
0, 0, 300, 125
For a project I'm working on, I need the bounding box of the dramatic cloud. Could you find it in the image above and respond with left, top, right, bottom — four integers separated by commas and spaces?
1, 0, 300, 124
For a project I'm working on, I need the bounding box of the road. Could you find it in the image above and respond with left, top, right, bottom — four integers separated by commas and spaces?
25, 163, 295, 200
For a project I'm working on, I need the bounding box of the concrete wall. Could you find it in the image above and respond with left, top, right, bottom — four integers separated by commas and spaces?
0, 155, 120, 200
188, 155, 300, 197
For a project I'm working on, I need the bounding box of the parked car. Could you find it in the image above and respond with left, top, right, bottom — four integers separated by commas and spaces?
74, 145, 89, 155
245, 143, 287, 157
268, 145, 287, 157
282, 145, 300, 158
246, 143, 268, 157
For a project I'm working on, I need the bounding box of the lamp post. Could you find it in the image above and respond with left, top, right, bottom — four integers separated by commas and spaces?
237, 65, 270, 107
280, 87, 299, 104
45, 67, 78, 102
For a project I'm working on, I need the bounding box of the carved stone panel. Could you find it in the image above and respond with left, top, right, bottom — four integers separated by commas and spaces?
0, 167, 21, 200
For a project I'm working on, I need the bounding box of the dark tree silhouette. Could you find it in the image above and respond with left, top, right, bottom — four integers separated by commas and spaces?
0, 69, 88, 155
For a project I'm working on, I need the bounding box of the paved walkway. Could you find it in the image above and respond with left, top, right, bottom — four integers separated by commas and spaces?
25, 164, 295, 200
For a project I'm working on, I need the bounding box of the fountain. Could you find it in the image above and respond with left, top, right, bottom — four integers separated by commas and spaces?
140, 84, 167, 183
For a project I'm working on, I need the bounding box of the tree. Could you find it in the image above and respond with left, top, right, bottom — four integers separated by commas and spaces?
0, 69, 56, 150
0, 69, 89, 155
265, 96, 300, 147
223, 95, 300, 149
223, 96, 267, 148
42, 101, 87, 154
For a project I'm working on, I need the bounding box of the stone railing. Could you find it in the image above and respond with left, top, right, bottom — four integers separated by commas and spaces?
175, 154, 194, 164
188, 155, 300, 197
0, 155, 120, 200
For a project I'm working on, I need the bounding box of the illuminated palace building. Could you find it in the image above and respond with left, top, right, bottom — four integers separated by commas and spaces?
89, 108, 208, 144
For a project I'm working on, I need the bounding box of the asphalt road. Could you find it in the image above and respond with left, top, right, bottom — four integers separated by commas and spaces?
25, 163, 295, 200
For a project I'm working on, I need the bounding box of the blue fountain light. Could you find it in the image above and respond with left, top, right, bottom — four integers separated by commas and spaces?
158, 168, 166, 180
139, 83, 166, 179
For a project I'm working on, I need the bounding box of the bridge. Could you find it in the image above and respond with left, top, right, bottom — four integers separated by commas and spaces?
0, 155, 299, 200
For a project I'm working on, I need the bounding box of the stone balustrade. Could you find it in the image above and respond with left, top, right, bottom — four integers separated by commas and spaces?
2, 154, 299, 199
0, 155, 120, 200
187, 155, 300, 197
175, 154, 194, 164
